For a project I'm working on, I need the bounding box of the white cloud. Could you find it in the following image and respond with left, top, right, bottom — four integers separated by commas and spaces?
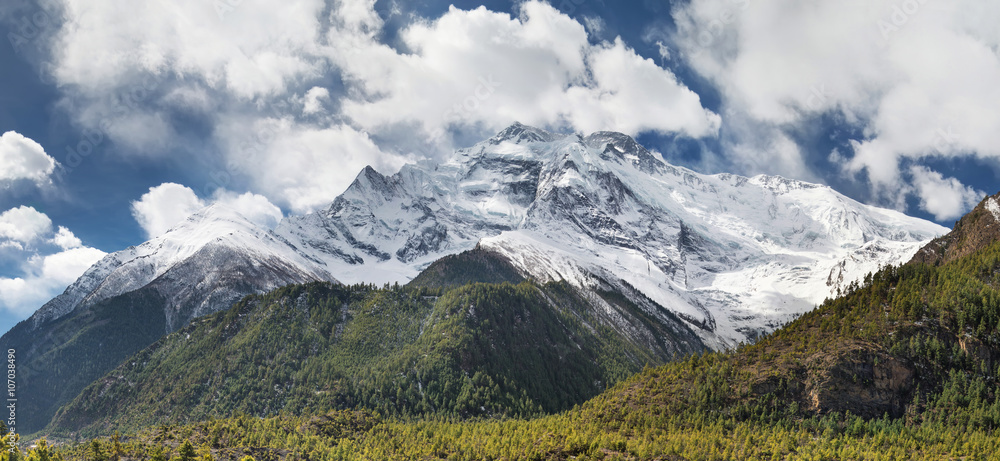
210, 190, 284, 230
0, 247, 107, 317
0, 207, 106, 317
217, 119, 408, 213
46, 0, 329, 155
0, 206, 53, 243
302, 86, 330, 115
131, 182, 286, 236
582, 15, 606, 36
909, 166, 984, 221
41, 0, 719, 216
0, 131, 57, 184
331, 2, 719, 142
50, 0, 326, 98
672, 0, 1000, 215
131, 183, 206, 239
655, 41, 671, 62
52, 226, 83, 250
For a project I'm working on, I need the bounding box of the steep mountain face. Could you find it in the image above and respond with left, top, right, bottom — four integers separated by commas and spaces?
30, 205, 336, 330
2, 206, 336, 434
2, 287, 168, 435
274, 123, 947, 348
909, 191, 1000, 266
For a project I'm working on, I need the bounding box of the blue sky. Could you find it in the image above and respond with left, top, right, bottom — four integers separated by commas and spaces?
0, 0, 998, 334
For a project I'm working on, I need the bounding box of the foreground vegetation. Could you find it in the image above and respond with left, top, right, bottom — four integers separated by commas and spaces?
19, 378, 1000, 460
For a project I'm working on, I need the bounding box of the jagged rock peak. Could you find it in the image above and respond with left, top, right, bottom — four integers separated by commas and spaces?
582, 131, 647, 156
584, 131, 665, 172
909, 190, 1000, 266
337, 165, 404, 202
489, 122, 562, 145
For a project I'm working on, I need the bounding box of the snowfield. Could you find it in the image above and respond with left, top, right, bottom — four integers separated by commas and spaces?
31, 123, 947, 349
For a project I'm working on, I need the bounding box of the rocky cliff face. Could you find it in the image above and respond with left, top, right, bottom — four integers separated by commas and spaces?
803, 345, 916, 418
910, 192, 1000, 266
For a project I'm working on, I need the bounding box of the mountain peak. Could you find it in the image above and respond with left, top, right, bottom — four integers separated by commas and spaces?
582, 131, 664, 173
489, 122, 560, 145
336, 164, 401, 206
909, 191, 1000, 266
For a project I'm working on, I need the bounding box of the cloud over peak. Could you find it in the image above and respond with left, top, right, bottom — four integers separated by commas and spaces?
333, 2, 720, 142
130, 182, 284, 239
37, 0, 720, 214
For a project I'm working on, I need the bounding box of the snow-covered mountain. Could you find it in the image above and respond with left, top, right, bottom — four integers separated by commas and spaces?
273, 122, 947, 348
29, 122, 946, 348
29, 205, 335, 331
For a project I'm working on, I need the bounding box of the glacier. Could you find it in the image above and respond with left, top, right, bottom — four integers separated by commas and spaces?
273, 122, 946, 348
28, 122, 947, 348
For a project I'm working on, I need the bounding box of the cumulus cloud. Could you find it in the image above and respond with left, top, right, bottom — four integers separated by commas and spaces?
210, 189, 284, 230
0, 207, 106, 317
671, 0, 1000, 216
302, 86, 330, 115
0, 206, 53, 244
131, 183, 206, 239
332, 2, 720, 143
131, 182, 286, 237
216, 118, 408, 213
52, 226, 83, 250
909, 166, 984, 221
0, 131, 57, 185
0, 247, 107, 317
50, 0, 325, 98
45, 0, 328, 155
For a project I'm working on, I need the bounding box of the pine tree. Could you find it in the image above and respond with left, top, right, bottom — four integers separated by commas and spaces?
176, 441, 196, 461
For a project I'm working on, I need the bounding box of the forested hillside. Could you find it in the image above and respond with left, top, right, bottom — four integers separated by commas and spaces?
0, 288, 169, 434
47, 276, 701, 438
